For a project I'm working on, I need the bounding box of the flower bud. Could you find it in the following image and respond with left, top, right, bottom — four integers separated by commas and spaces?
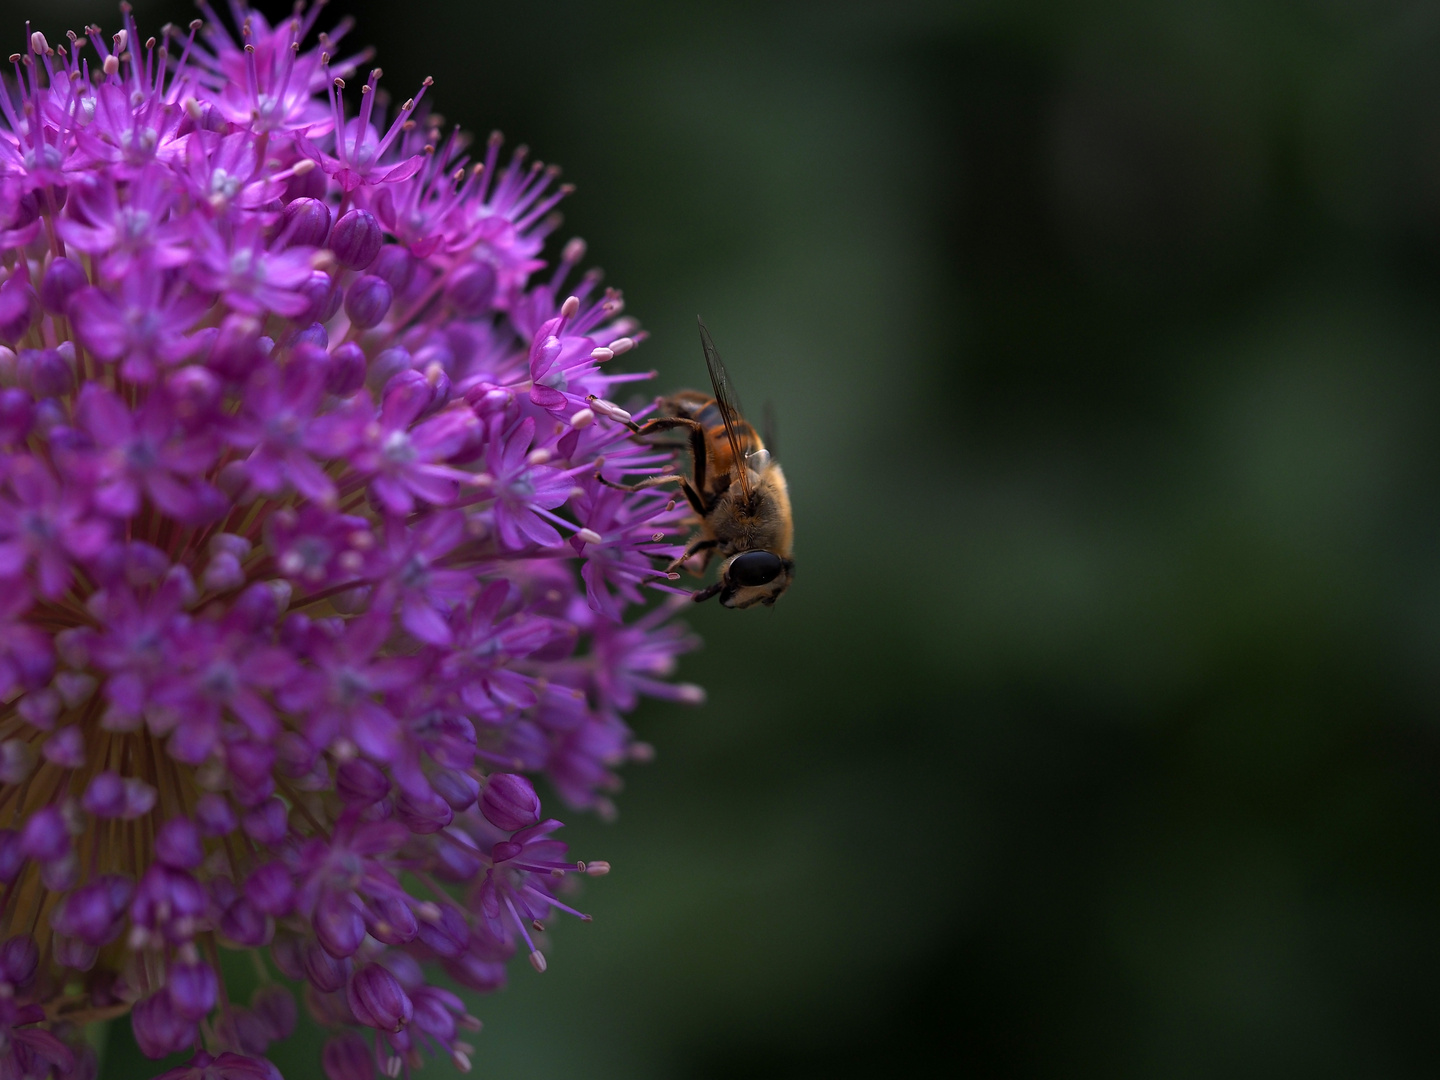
344, 274, 393, 329
132, 990, 198, 1059
41, 726, 85, 769
327, 341, 368, 396
330, 209, 382, 269
0, 831, 22, 883
241, 798, 289, 844
252, 983, 297, 1041
336, 759, 390, 804
372, 245, 414, 293
481, 773, 542, 832
0, 388, 33, 445
0, 739, 36, 784
314, 890, 366, 958
347, 963, 413, 1032
0, 934, 39, 988
0, 278, 34, 344
290, 322, 329, 350
366, 346, 411, 392
281, 196, 332, 248
430, 767, 480, 812
446, 261, 496, 315
323, 1031, 376, 1080
154, 818, 203, 869
19, 348, 73, 397
363, 894, 419, 945
39, 257, 87, 313
220, 896, 272, 948
194, 792, 237, 836
245, 861, 295, 916
295, 271, 341, 325
302, 938, 350, 992
18, 806, 69, 861
167, 959, 219, 1020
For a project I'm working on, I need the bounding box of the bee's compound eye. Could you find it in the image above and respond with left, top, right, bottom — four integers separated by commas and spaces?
728, 550, 784, 587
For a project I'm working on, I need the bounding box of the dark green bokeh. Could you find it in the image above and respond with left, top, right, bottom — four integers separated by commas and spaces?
19, 0, 1440, 1075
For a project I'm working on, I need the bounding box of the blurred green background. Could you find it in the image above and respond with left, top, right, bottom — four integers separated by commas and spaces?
22, 0, 1440, 1075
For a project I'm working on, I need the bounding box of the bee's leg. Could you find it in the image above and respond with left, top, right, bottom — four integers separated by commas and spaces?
690, 580, 725, 604
594, 471, 708, 517
666, 537, 718, 573
631, 417, 708, 496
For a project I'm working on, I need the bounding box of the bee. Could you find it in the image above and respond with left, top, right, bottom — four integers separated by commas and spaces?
594, 318, 794, 609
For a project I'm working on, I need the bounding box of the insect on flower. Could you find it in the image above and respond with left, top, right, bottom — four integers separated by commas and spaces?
593, 318, 795, 609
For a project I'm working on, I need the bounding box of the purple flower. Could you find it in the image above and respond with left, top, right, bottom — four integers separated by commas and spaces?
0, 5, 703, 1079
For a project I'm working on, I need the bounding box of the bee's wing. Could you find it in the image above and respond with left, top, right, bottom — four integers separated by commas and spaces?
697, 316, 753, 500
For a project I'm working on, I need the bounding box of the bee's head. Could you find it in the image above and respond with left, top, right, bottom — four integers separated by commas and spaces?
716, 549, 794, 609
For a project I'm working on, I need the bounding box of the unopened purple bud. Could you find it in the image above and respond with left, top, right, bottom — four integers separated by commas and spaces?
290, 322, 328, 350
395, 787, 453, 834
167, 365, 222, 420
295, 271, 341, 325
270, 932, 305, 980
347, 963, 413, 1032
18, 806, 69, 861
481, 773, 542, 832
281, 196, 332, 248
415, 903, 469, 959
336, 759, 390, 804
41, 727, 85, 769
327, 342, 368, 396
54, 935, 96, 971
430, 768, 479, 812
19, 348, 73, 397
363, 894, 419, 945
0, 831, 21, 883
245, 861, 295, 916
252, 983, 297, 1041
344, 275, 393, 329
241, 798, 289, 844
0, 739, 35, 784
315, 891, 366, 958
40, 257, 87, 313
220, 896, 272, 948
154, 818, 203, 869
446, 261, 497, 316
302, 938, 350, 992
83, 773, 127, 818
371, 245, 414, 293
366, 346, 411, 392
53, 876, 130, 945
323, 1031, 376, 1080
330, 209, 382, 269
0, 388, 34, 445
0, 934, 38, 988
167, 959, 219, 1020
194, 793, 237, 836
0, 279, 34, 344
132, 990, 197, 1059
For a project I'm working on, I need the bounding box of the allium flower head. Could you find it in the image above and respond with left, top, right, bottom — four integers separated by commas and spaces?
0, 5, 703, 1077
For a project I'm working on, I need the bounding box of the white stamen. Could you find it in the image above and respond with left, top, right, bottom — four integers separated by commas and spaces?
526, 448, 551, 466
589, 347, 614, 362
560, 295, 580, 319
575, 528, 602, 545
585, 396, 631, 424
30, 32, 47, 55
607, 337, 634, 355
529, 950, 547, 973
569, 407, 594, 429
584, 860, 611, 876
102, 54, 119, 76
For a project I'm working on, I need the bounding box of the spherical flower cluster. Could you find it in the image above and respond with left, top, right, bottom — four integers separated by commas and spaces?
0, 5, 703, 1078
